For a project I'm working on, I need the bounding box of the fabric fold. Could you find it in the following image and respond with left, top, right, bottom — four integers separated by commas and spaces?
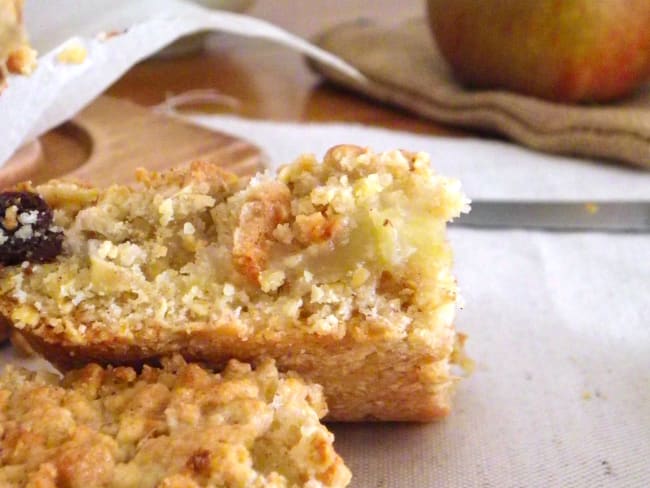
311, 18, 650, 169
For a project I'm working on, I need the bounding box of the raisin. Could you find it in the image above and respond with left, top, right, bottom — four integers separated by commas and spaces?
0, 191, 63, 265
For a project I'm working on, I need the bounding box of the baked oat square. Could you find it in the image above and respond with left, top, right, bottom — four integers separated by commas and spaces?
0, 145, 469, 421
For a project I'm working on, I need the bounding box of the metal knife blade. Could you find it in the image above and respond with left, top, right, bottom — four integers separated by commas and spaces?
455, 201, 650, 232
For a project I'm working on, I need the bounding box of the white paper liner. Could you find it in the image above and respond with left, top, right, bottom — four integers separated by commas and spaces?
0, 0, 364, 165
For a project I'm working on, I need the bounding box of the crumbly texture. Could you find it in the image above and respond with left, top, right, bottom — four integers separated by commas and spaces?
0, 145, 469, 421
0, 0, 36, 82
0, 357, 351, 488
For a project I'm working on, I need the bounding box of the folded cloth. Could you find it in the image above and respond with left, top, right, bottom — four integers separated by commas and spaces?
312, 18, 650, 170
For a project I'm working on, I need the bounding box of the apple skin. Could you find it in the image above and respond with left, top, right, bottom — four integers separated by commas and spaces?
427, 0, 650, 102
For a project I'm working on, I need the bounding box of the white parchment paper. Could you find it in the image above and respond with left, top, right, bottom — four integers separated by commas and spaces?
0, 0, 363, 165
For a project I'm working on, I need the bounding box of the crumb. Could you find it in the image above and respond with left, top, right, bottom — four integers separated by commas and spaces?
96, 29, 127, 41
582, 389, 606, 400
601, 460, 613, 476
451, 332, 474, 376
183, 222, 196, 235
2, 204, 18, 230
6, 45, 37, 75
585, 203, 599, 215
56, 41, 87, 64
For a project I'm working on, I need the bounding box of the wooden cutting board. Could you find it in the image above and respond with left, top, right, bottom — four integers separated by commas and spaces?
0, 96, 263, 188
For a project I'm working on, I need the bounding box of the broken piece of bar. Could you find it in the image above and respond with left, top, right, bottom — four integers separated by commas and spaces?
0, 145, 469, 421
0, 356, 351, 487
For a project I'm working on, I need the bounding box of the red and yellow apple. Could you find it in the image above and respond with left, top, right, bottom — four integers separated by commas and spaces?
427, 0, 650, 102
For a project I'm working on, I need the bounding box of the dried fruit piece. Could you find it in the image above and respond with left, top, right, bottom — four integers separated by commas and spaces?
0, 191, 63, 265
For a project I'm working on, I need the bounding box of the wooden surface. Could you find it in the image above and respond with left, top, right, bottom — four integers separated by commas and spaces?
107, 0, 468, 138
0, 97, 261, 188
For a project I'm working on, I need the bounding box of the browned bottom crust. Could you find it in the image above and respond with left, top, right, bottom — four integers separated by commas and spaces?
17, 328, 455, 422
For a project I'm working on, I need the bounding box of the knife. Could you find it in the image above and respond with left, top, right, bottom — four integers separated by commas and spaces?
455, 201, 650, 232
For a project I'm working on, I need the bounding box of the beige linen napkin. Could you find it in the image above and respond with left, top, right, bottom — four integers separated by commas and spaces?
312, 18, 650, 169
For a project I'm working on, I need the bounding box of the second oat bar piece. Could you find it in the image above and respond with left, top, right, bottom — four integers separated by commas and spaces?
0, 356, 350, 487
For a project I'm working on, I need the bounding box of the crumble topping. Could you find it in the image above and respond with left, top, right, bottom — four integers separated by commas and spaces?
1, 149, 468, 345
0, 357, 351, 487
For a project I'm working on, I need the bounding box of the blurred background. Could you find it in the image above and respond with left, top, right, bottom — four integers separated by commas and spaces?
108, 0, 446, 134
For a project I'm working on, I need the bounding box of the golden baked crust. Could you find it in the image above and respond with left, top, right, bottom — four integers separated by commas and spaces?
0, 356, 351, 487
0, 0, 36, 82
0, 145, 469, 421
